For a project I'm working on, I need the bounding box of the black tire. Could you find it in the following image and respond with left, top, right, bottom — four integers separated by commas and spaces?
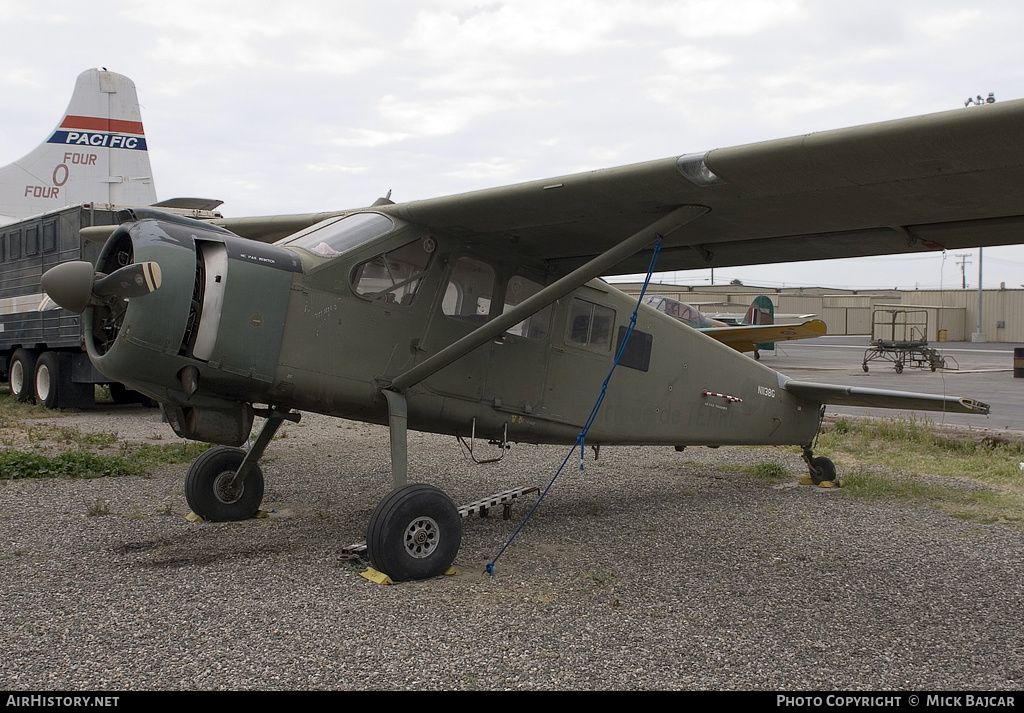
34, 352, 59, 409
810, 456, 837, 485
184, 446, 264, 522
109, 383, 157, 407
862, 363, 869, 372
895, 362, 903, 374
9, 349, 37, 402
108, 383, 135, 404
33, 352, 93, 409
366, 484, 462, 582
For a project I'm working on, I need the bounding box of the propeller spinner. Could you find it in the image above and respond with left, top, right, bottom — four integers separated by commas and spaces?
42, 261, 162, 314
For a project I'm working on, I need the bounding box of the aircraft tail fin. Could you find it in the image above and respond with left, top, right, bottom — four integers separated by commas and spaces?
744, 294, 775, 351
742, 295, 775, 326
0, 69, 157, 224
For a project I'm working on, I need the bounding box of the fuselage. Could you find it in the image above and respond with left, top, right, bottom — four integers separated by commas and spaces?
84, 209, 823, 449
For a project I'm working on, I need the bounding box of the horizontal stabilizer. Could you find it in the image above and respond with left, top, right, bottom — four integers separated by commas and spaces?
783, 380, 990, 415
153, 197, 224, 211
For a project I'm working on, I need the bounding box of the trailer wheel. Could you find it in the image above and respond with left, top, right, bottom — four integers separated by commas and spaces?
31, 352, 93, 409
34, 353, 59, 409
9, 349, 37, 402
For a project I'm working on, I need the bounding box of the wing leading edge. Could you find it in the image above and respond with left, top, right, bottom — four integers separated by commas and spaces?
212, 100, 1024, 276
386, 100, 1024, 275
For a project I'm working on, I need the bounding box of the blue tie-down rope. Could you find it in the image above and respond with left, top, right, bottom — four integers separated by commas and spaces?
487, 237, 663, 577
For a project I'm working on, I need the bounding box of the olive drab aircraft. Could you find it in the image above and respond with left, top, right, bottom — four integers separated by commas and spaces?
41, 96, 1024, 582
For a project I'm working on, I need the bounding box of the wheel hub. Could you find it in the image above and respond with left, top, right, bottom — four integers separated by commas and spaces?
403, 516, 439, 559
36, 366, 51, 401
213, 470, 244, 504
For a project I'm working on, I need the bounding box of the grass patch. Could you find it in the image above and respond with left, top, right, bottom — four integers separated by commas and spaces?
0, 393, 61, 428
0, 450, 137, 479
812, 416, 1024, 527
816, 415, 1024, 485
0, 387, 211, 479
715, 460, 789, 482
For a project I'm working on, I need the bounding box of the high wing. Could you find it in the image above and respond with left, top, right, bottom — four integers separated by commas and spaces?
213, 100, 1024, 274
701, 319, 827, 354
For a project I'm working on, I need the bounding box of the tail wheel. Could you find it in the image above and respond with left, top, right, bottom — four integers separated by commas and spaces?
810, 456, 837, 485
366, 484, 462, 582
184, 446, 264, 521
9, 349, 37, 402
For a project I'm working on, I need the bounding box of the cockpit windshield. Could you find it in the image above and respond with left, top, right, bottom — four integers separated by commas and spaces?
278, 212, 395, 257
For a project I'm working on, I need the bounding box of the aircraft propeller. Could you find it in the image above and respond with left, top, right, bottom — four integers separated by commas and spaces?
42, 261, 162, 314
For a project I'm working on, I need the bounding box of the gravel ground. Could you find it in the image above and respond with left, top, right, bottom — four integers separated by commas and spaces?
1, 404, 1023, 691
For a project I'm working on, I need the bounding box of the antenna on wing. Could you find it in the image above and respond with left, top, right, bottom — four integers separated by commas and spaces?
372, 189, 394, 206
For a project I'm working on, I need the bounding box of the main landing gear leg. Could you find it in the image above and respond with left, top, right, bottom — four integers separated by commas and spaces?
800, 445, 839, 488
184, 406, 300, 521
365, 390, 461, 581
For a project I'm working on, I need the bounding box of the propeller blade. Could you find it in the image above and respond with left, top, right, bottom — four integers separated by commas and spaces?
93, 262, 162, 299
41, 261, 162, 314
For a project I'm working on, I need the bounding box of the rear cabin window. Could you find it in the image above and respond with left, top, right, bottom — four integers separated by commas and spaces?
350, 236, 436, 305
567, 298, 615, 351
443, 257, 495, 324
502, 275, 551, 340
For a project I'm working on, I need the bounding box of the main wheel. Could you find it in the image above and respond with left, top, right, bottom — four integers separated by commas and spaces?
184, 446, 264, 522
366, 484, 462, 582
9, 349, 37, 402
895, 362, 903, 374
810, 456, 837, 485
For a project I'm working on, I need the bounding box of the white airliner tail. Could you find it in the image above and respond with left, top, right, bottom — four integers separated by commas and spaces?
0, 69, 158, 224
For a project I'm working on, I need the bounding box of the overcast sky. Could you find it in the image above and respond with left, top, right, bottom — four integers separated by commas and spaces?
2, 0, 1023, 290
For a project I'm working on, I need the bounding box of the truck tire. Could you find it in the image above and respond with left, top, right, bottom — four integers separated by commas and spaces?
34, 352, 93, 409
9, 349, 37, 402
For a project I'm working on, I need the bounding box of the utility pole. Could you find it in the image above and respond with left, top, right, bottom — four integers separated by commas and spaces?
955, 254, 971, 289
964, 94, 993, 342
973, 247, 986, 342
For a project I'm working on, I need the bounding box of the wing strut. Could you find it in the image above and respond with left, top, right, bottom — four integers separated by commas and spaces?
387, 205, 708, 393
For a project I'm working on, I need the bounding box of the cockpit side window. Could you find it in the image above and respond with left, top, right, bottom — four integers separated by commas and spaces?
281, 213, 395, 257
351, 236, 436, 305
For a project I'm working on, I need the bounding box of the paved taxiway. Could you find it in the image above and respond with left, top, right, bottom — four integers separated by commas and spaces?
762, 336, 1024, 433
